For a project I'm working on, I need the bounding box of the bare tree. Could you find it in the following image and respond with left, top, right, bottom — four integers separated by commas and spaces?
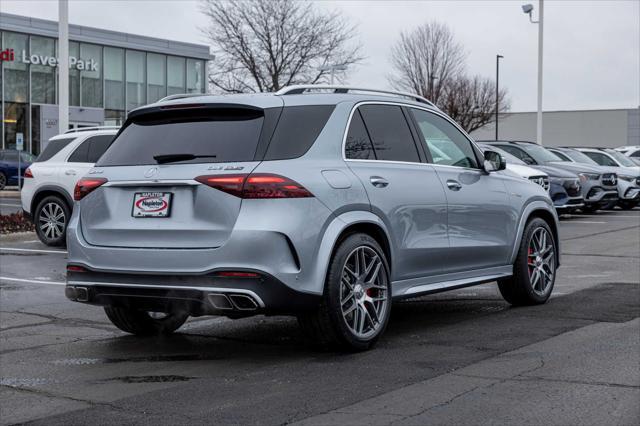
439, 75, 510, 133
389, 22, 510, 132
389, 22, 465, 104
201, 0, 362, 93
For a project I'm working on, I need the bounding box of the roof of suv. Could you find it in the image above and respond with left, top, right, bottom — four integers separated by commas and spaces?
133, 85, 439, 117
49, 127, 119, 141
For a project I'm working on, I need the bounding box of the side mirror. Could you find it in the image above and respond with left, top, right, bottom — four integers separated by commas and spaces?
484, 150, 506, 172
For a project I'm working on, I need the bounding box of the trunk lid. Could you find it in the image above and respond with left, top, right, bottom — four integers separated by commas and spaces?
79, 101, 280, 249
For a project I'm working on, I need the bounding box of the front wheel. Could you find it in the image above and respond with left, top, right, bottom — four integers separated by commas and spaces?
104, 307, 188, 336
298, 233, 391, 351
498, 218, 557, 306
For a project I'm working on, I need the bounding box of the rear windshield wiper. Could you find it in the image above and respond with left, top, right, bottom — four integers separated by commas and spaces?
153, 153, 217, 164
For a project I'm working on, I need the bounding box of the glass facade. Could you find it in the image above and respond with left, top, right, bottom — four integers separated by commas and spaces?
1, 30, 207, 154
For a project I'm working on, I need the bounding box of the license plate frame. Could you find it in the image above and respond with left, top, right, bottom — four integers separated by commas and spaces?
132, 192, 173, 218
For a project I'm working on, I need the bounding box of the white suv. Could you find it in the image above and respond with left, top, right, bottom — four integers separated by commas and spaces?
21, 127, 118, 246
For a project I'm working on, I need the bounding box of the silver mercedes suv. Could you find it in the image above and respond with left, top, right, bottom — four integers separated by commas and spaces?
65, 86, 560, 351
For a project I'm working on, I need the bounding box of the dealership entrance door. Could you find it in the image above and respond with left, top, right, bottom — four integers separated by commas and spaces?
36, 105, 105, 153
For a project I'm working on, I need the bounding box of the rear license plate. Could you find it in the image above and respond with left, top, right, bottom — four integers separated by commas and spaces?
132, 192, 172, 218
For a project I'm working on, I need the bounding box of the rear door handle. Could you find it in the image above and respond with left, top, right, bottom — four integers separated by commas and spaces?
446, 179, 462, 191
369, 176, 389, 188
65, 169, 77, 176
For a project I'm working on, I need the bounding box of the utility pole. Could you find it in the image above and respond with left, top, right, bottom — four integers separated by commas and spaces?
495, 54, 503, 140
522, 1, 544, 145
536, 0, 544, 145
58, 0, 69, 133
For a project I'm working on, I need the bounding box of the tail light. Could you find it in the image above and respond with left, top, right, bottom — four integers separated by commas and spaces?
23, 167, 33, 178
67, 265, 88, 273
74, 178, 108, 200
195, 173, 313, 198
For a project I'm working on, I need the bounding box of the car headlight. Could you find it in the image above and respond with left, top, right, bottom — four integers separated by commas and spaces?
618, 174, 634, 182
578, 173, 599, 182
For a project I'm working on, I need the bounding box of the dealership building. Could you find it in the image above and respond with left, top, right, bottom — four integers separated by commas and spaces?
0, 12, 211, 155
471, 108, 640, 148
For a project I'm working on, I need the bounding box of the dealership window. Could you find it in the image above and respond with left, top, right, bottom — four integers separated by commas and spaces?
80, 43, 103, 108
167, 56, 185, 95
30, 36, 56, 104
31, 106, 41, 155
105, 109, 125, 127
104, 47, 124, 110
186, 59, 204, 93
2, 32, 28, 103
68, 41, 80, 106
126, 50, 146, 110
147, 53, 166, 103
4, 103, 28, 151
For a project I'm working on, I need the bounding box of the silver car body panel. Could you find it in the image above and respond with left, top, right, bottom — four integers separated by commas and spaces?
67, 92, 560, 303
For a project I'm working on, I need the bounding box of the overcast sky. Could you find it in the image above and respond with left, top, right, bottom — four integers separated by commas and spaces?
2, 0, 638, 112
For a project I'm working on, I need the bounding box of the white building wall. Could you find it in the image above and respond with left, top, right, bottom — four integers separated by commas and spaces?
471, 108, 639, 148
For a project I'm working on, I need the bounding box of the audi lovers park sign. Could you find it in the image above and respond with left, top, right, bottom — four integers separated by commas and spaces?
0, 48, 98, 71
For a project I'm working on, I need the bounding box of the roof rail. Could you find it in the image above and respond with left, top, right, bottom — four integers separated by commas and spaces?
157, 93, 207, 103
63, 126, 120, 134
275, 85, 435, 107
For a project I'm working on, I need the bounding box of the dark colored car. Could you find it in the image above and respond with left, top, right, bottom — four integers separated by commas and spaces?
481, 140, 618, 212
0, 150, 34, 190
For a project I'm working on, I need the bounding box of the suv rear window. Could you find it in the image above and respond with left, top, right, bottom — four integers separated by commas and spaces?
264, 105, 334, 160
97, 108, 264, 166
35, 137, 77, 162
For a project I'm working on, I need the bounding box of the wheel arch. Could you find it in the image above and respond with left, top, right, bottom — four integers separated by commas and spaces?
31, 185, 74, 217
510, 200, 561, 266
313, 211, 394, 295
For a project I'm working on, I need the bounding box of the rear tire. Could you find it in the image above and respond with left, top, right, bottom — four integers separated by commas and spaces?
298, 233, 391, 352
104, 306, 188, 336
34, 195, 70, 247
498, 217, 556, 306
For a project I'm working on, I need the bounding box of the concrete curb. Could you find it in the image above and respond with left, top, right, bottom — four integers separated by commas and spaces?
0, 190, 21, 199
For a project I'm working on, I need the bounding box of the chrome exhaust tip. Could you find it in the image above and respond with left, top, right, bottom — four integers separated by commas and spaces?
228, 294, 259, 311
207, 293, 234, 310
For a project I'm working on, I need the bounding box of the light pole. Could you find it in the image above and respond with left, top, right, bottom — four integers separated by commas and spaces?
522, 1, 544, 145
495, 54, 503, 140
319, 64, 348, 85
58, 0, 69, 133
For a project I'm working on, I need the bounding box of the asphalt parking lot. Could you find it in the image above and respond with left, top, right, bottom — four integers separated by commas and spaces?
1, 209, 638, 425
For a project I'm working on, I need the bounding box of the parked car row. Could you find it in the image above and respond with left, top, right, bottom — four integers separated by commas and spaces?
477, 140, 640, 213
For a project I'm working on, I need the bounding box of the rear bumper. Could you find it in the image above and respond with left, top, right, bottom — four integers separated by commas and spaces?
66, 268, 320, 316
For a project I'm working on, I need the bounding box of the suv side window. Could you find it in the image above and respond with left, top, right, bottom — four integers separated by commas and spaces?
410, 108, 478, 168
583, 151, 618, 167
358, 105, 420, 163
68, 135, 115, 163
35, 137, 76, 162
68, 140, 90, 163
86, 135, 115, 163
497, 145, 537, 165
345, 110, 375, 160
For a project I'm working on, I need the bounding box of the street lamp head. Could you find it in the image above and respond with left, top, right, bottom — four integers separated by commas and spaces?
521, 4, 534, 14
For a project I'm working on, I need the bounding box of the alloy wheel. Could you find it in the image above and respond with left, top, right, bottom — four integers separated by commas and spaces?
527, 227, 555, 296
340, 246, 389, 339
38, 202, 66, 240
